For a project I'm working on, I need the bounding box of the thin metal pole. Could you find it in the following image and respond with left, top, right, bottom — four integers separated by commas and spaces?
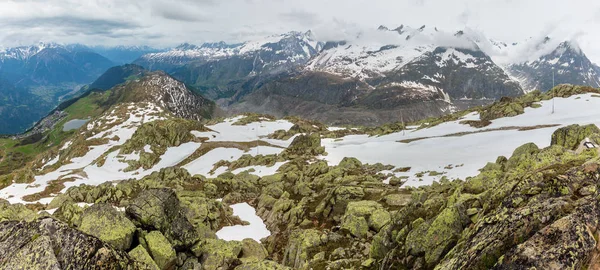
552, 68, 555, 114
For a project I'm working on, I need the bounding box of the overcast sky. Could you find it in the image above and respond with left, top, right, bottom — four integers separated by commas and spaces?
3, 0, 600, 59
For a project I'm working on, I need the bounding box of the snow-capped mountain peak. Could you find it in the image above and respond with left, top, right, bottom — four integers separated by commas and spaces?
507, 39, 600, 92
134, 30, 323, 73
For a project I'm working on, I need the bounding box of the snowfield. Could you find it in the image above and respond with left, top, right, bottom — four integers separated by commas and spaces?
322, 93, 600, 187
216, 203, 271, 242
4, 94, 600, 204
0, 114, 295, 204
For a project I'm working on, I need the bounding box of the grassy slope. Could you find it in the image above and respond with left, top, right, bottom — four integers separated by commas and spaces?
0, 90, 113, 176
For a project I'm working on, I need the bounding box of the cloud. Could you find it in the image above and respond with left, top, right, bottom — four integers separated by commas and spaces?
5, 16, 138, 32
0, 0, 599, 63
151, 1, 212, 22
279, 10, 321, 25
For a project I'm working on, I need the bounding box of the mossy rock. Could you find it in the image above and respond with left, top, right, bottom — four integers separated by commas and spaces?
241, 238, 268, 261
129, 245, 160, 270
338, 157, 363, 170
405, 205, 469, 267
192, 238, 243, 270
145, 231, 176, 270
235, 260, 292, 270
344, 201, 382, 217
369, 209, 391, 232
282, 229, 325, 269
506, 143, 540, 169
126, 188, 199, 249
384, 193, 412, 207
551, 124, 600, 150
79, 204, 136, 251
0, 200, 38, 222
282, 133, 325, 158
341, 215, 369, 238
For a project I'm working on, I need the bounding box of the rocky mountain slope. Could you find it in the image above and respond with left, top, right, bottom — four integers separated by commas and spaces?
0, 79, 52, 135
0, 83, 600, 269
507, 40, 600, 92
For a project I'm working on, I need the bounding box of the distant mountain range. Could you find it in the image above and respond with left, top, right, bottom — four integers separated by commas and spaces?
2, 26, 600, 132
0, 43, 114, 134
129, 26, 600, 125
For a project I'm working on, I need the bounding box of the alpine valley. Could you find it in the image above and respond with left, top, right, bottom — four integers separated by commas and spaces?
2, 24, 600, 270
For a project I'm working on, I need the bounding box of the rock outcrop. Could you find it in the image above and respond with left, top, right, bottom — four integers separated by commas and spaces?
0, 218, 134, 269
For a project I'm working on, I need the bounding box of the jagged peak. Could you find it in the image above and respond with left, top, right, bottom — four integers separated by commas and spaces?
175, 43, 200, 50
378, 25, 390, 31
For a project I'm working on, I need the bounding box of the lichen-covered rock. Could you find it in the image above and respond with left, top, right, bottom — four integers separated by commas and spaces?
495, 205, 597, 269
235, 260, 291, 270
405, 205, 469, 267
127, 188, 199, 249
369, 209, 391, 232
79, 203, 136, 251
129, 245, 161, 270
145, 231, 177, 270
341, 214, 369, 238
281, 133, 325, 159
0, 218, 133, 269
282, 229, 325, 269
52, 202, 84, 226
383, 193, 411, 207
192, 238, 243, 270
551, 124, 600, 150
241, 238, 268, 261
0, 199, 37, 222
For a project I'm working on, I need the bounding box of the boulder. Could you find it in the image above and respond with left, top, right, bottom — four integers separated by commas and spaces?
79, 203, 136, 251
369, 209, 391, 232
145, 231, 176, 270
340, 201, 389, 236
192, 238, 243, 270
341, 215, 369, 238
551, 124, 600, 150
126, 188, 199, 249
282, 229, 325, 268
383, 193, 411, 207
0, 199, 37, 222
496, 207, 597, 269
129, 245, 160, 270
281, 133, 325, 158
0, 218, 132, 269
52, 202, 84, 226
405, 205, 469, 267
241, 238, 268, 261
235, 260, 291, 270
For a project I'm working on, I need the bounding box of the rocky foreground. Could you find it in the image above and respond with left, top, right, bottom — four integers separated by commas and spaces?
0, 122, 599, 269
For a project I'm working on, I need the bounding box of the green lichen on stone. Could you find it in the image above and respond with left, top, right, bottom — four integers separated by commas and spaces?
282, 229, 325, 269
551, 124, 600, 150
241, 238, 269, 262
79, 204, 136, 251
191, 238, 243, 270
369, 209, 391, 232
145, 231, 176, 270
0, 199, 38, 222
128, 245, 160, 270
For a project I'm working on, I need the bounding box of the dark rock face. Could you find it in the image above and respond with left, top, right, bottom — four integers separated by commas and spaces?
0, 218, 133, 269
376, 47, 524, 102
226, 71, 493, 126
